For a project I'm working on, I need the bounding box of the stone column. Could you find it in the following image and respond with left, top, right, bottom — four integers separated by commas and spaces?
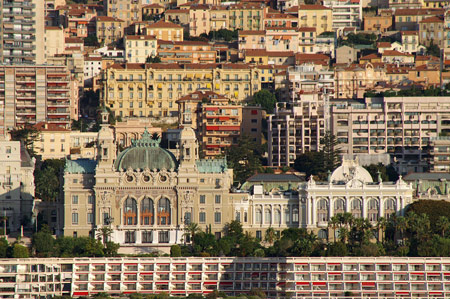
329, 197, 334, 219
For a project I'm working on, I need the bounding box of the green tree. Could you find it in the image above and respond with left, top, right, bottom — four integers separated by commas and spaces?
293, 151, 325, 178
326, 242, 348, 256
34, 159, 65, 201
225, 135, 264, 184
436, 216, 450, 237
328, 216, 340, 243
96, 226, 113, 246
185, 222, 201, 245
104, 241, 120, 257
11, 244, 29, 258
146, 56, 162, 63
9, 124, 40, 155
32, 226, 55, 257
321, 131, 341, 173
250, 89, 277, 113
170, 245, 182, 257
426, 40, 440, 57
84, 35, 99, 47
264, 227, 277, 245
0, 238, 8, 258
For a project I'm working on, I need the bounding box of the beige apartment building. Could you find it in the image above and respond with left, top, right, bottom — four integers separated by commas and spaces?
102, 63, 261, 118
158, 41, 216, 64
63, 113, 238, 249
228, 2, 265, 31
298, 5, 332, 35
96, 16, 125, 46
45, 26, 65, 59
419, 15, 445, 48
125, 35, 157, 63
268, 93, 327, 167
189, 4, 211, 36
0, 65, 73, 135
335, 63, 386, 98
1, 0, 45, 64
330, 96, 450, 173
143, 20, 183, 42
104, 0, 141, 26
210, 5, 230, 31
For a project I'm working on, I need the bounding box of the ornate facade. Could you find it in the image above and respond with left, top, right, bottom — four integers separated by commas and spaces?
63, 110, 237, 252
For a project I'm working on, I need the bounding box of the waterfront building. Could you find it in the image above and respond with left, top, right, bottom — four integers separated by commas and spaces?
0, 256, 449, 298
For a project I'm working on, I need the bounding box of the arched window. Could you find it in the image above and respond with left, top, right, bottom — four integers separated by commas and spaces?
255, 209, 262, 224
351, 198, 362, 218
318, 229, 328, 240
293, 206, 299, 223
317, 199, 328, 223
334, 198, 345, 214
274, 210, 281, 224
384, 198, 396, 219
141, 197, 154, 225
265, 209, 272, 224
367, 198, 379, 222
157, 198, 171, 225
123, 197, 137, 225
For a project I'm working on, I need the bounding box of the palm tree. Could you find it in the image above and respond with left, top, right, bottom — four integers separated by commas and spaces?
436, 216, 450, 237
376, 217, 387, 243
264, 227, 277, 245
184, 223, 201, 245
395, 216, 408, 244
96, 226, 113, 247
328, 216, 340, 243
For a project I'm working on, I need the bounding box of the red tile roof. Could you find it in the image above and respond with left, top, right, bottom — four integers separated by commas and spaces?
147, 20, 183, 29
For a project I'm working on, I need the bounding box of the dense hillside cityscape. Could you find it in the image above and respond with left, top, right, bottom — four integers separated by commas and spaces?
3, 0, 450, 297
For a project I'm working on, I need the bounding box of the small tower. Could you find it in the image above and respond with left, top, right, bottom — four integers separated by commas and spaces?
97, 107, 116, 167
179, 126, 199, 167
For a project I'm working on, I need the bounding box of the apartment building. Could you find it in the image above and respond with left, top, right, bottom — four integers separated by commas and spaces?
143, 20, 183, 42
102, 63, 261, 118
298, 5, 333, 35
45, 26, 65, 59
401, 31, 420, 53
268, 93, 327, 167
335, 63, 386, 98
0, 136, 35, 233
394, 8, 443, 31
427, 137, 450, 172
238, 30, 266, 52
363, 12, 393, 33
157, 41, 217, 64
228, 2, 264, 31
83, 55, 103, 87
288, 64, 335, 98
164, 9, 190, 30
264, 12, 298, 28
177, 91, 263, 157
124, 35, 157, 63
189, 4, 211, 36
62, 7, 97, 39
265, 27, 299, 52
104, 0, 141, 26
297, 27, 316, 54
419, 15, 445, 48
96, 16, 124, 46
323, 0, 362, 29
330, 96, 450, 173
0, 0, 45, 64
210, 5, 230, 31
0, 66, 72, 135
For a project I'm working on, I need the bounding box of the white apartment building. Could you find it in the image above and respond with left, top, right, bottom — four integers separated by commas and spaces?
288, 64, 335, 98
1, 256, 450, 298
268, 93, 327, 167
323, 0, 362, 29
124, 35, 157, 63
83, 55, 103, 87
0, 136, 35, 233
331, 96, 450, 174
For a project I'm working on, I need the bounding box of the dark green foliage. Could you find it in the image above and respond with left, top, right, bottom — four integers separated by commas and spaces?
0, 238, 8, 258
365, 85, 450, 97
321, 131, 341, 173
364, 163, 399, 182
250, 89, 277, 113
12, 244, 29, 258
170, 245, 182, 257
427, 41, 440, 57
32, 225, 55, 257
224, 135, 264, 184
9, 124, 40, 155
339, 33, 377, 47
34, 159, 65, 201
327, 242, 348, 256
84, 35, 99, 47
200, 29, 238, 42
407, 200, 450, 232
146, 56, 162, 63
293, 151, 325, 178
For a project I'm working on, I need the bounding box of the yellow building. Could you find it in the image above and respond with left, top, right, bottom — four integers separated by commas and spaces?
96, 16, 125, 46
228, 2, 264, 31
298, 4, 332, 35
189, 4, 211, 37
125, 35, 158, 63
102, 63, 262, 118
145, 20, 183, 42
210, 5, 230, 31
104, 0, 141, 26
45, 26, 65, 59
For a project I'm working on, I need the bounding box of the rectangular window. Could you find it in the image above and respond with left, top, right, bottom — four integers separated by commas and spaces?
142, 231, 153, 243
72, 195, 78, 205
256, 231, 262, 240
87, 213, 93, 224
199, 195, 206, 204
199, 212, 206, 223
88, 195, 94, 204
214, 212, 221, 224
125, 231, 136, 243
72, 213, 78, 225
158, 231, 169, 243
235, 211, 241, 222
215, 195, 221, 204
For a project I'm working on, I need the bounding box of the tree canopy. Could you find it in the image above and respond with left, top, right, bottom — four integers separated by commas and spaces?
249, 89, 277, 114
34, 159, 65, 201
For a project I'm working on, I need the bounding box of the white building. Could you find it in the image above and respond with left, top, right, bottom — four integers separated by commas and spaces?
125, 35, 157, 63
0, 136, 35, 232
323, 0, 362, 29
1, 256, 450, 298
83, 55, 103, 87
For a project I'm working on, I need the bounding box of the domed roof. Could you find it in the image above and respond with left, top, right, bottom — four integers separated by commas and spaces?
180, 126, 196, 140
114, 129, 177, 171
330, 158, 373, 183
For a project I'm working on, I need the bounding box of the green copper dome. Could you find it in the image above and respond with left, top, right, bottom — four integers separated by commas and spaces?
114, 129, 177, 171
